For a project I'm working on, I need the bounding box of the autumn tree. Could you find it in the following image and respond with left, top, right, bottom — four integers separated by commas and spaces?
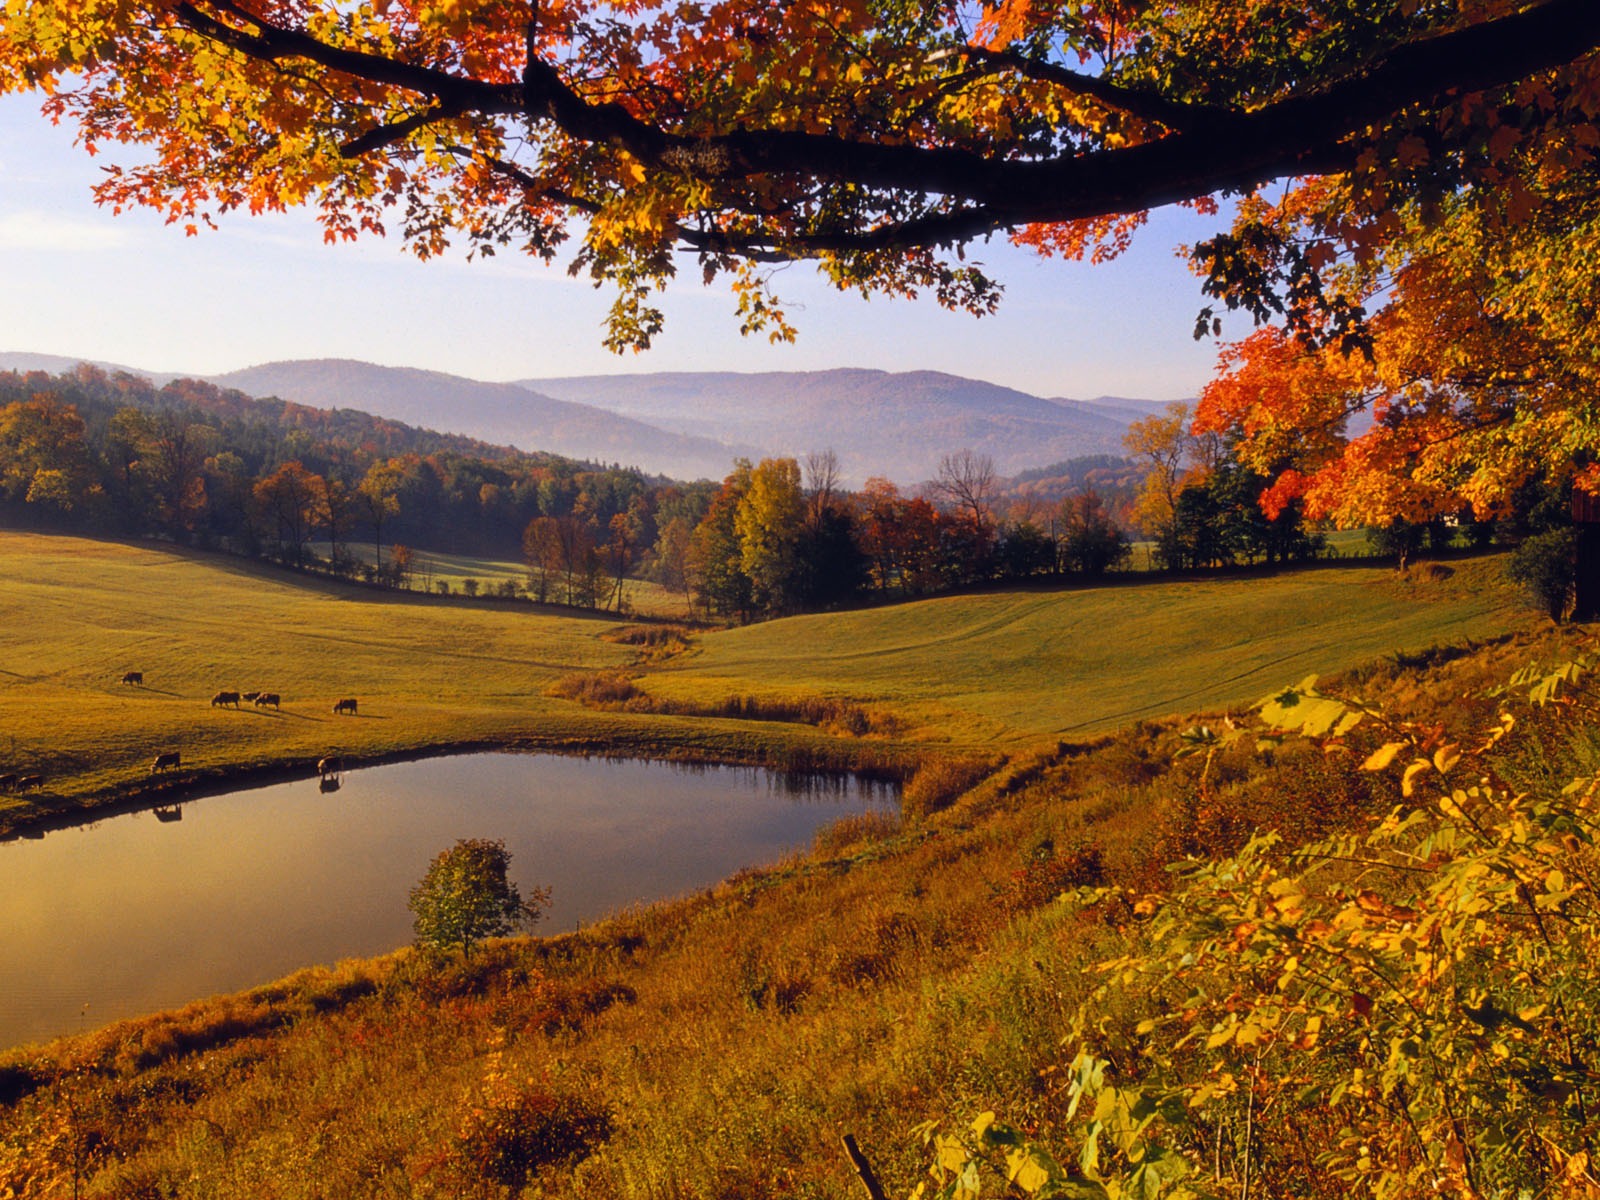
0, 397, 94, 518
254, 460, 323, 566
1057, 491, 1130, 576
689, 462, 755, 620
142, 410, 218, 539
734, 457, 805, 616
4, 1, 1597, 354
358, 459, 405, 571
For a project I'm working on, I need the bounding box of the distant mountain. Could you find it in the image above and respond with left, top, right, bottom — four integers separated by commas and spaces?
210, 360, 754, 480
3, 353, 1178, 484
520, 369, 1170, 483
0, 351, 184, 387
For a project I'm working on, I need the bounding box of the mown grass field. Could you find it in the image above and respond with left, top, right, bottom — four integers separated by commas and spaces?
651, 557, 1528, 745
0, 531, 1529, 832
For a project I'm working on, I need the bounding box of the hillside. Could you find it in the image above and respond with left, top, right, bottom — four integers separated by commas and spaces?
0, 533, 1528, 830
521, 368, 1170, 483
1, 352, 1173, 483
212, 360, 749, 480
0, 534, 1586, 1200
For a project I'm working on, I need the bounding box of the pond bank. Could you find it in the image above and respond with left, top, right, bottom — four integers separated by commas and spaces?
0, 728, 916, 843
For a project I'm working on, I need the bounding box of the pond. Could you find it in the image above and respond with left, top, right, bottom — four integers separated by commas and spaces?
0, 753, 897, 1050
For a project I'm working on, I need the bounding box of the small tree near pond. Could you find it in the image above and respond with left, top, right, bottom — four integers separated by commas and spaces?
408, 839, 549, 959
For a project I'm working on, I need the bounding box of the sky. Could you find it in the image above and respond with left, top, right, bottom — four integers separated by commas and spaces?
0, 89, 1249, 401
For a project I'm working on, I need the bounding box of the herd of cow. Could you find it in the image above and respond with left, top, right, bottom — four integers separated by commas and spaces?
0, 672, 367, 796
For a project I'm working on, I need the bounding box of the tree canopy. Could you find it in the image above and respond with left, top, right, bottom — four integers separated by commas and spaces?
1, 2, 1595, 344
4, 1, 1599, 520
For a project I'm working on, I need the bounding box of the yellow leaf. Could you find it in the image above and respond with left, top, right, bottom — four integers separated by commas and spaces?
1362, 741, 1408, 771
1402, 759, 1431, 797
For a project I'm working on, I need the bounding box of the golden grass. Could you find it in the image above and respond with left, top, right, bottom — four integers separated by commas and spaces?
0, 533, 1531, 834
645, 557, 1527, 746
0, 615, 1586, 1200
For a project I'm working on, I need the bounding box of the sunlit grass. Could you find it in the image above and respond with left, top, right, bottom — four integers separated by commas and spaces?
648, 556, 1527, 745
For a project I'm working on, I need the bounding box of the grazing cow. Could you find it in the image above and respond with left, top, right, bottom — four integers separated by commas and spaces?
122, 670, 143, 686
242, 691, 261, 703
16, 775, 44, 791
211, 690, 241, 708
332, 697, 359, 715
150, 751, 181, 774
317, 755, 342, 777
254, 692, 280, 709
319, 775, 342, 794
0, 773, 16, 794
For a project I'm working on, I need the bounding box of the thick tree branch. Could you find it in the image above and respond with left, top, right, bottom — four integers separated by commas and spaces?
958, 45, 1231, 133
175, 0, 1600, 247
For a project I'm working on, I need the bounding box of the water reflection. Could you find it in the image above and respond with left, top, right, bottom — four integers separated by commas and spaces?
0, 753, 897, 1050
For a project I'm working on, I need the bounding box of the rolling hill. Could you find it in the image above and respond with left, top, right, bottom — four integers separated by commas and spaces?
3, 352, 1174, 483
521, 368, 1171, 482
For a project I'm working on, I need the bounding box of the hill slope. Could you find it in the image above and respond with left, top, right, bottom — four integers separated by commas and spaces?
521, 368, 1168, 482
212, 359, 749, 478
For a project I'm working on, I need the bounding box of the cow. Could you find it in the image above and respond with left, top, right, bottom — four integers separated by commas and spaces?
254, 692, 280, 709
241, 691, 261, 703
15, 775, 44, 791
211, 691, 241, 708
317, 755, 342, 777
0, 773, 16, 794
150, 751, 181, 773
332, 697, 359, 715
122, 670, 143, 686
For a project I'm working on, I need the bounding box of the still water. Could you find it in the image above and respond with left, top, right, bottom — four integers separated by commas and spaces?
0, 753, 896, 1050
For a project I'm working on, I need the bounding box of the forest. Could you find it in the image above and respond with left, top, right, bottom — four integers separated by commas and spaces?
7, 363, 1567, 624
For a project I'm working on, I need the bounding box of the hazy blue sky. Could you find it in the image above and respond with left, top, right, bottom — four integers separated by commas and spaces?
0, 90, 1249, 399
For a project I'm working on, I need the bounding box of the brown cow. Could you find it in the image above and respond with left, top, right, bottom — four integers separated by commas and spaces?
122, 670, 143, 686
332, 697, 358, 715
150, 751, 181, 773
16, 775, 44, 791
254, 692, 280, 709
211, 690, 241, 708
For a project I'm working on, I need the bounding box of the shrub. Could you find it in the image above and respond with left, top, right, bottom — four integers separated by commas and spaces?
812, 809, 900, 858
457, 1084, 612, 1190
901, 757, 995, 819
1506, 527, 1578, 619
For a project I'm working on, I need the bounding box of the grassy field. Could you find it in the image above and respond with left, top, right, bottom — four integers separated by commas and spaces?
3, 617, 1592, 1200
309, 541, 693, 619
651, 557, 1528, 745
0, 531, 1530, 832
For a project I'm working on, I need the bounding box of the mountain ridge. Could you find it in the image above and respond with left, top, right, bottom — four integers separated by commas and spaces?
1, 353, 1176, 483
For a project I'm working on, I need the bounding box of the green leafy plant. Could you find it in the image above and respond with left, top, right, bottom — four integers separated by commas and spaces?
408, 839, 550, 960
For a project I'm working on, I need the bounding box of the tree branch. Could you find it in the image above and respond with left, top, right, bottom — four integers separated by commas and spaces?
173, 0, 1600, 249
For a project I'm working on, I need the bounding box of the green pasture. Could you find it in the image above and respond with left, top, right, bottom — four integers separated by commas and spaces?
0, 532, 1532, 827
308, 540, 691, 618
646, 557, 1529, 745
0, 533, 635, 810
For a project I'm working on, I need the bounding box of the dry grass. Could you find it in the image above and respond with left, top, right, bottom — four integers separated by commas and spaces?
1, 625, 1593, 1200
